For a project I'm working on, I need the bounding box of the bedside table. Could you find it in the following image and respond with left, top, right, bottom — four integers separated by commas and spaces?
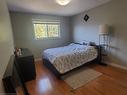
15, 48, 36, 82
98, 45, 107, 65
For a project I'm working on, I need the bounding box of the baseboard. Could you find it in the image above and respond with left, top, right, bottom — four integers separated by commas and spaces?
107, 62, 127, 71
35, 58, 42, 62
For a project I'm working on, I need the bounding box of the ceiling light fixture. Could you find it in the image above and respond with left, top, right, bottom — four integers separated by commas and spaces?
56, 0, 71, 6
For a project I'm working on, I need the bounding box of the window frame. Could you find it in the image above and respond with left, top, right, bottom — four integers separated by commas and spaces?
33, 20, 61, 40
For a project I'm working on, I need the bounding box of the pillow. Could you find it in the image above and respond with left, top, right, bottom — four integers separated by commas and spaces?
73, 41, 96, 46
69, 43, 83, 46
78, 40, 90, 45
73, 42, 83, 45
77, 41, 97, 46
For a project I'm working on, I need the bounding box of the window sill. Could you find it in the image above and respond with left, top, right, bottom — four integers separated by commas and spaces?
34, 37, 61, 40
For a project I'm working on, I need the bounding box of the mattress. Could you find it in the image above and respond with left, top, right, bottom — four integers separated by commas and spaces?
43, 43, 98, 74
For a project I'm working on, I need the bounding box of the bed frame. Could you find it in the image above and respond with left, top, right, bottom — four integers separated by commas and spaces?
43, 45, 101, 79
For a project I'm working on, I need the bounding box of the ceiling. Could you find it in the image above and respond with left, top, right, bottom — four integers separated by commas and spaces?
7, 0, 111, 16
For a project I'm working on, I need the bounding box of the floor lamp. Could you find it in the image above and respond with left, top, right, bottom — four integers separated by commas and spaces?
99, 24, 109, 65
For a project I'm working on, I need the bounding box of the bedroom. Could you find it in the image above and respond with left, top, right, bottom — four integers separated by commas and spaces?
0, 0, 127, 95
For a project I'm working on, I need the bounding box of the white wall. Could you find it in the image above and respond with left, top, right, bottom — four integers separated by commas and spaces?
10, 12, 71, 58
0, 0, 14, 92
71, 0, 127, 67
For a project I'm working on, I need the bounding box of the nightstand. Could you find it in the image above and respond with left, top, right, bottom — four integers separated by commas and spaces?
15, 48, 36, 82
98, 45, 107, 65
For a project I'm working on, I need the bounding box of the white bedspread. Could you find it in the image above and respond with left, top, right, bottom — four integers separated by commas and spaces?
43, 43, 98, 74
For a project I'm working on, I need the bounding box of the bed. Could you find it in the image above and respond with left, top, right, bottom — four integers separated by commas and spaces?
42, 43, 99, 79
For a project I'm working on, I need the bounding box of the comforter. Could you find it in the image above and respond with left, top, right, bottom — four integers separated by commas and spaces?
43, 43, 97, 74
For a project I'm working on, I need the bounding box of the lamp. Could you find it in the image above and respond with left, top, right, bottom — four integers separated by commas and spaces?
99, 24, 109, 35
99, 24, 109, 65
55, 0, 71, 6
99, 24, 109, 45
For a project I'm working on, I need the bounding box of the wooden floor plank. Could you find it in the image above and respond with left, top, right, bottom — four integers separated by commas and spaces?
23, 61, 127, 95
89, 64, 127, 88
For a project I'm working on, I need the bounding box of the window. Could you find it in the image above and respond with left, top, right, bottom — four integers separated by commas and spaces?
33, 20, 60, 39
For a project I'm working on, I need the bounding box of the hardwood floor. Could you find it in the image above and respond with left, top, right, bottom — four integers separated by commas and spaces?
25, 61, 127, 95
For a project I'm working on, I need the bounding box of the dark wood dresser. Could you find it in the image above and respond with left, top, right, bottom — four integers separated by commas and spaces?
2, 55, 29, 95
16, 48, 36, 82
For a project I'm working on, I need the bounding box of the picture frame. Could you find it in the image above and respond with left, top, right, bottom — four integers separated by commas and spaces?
84, 14, 89, 22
